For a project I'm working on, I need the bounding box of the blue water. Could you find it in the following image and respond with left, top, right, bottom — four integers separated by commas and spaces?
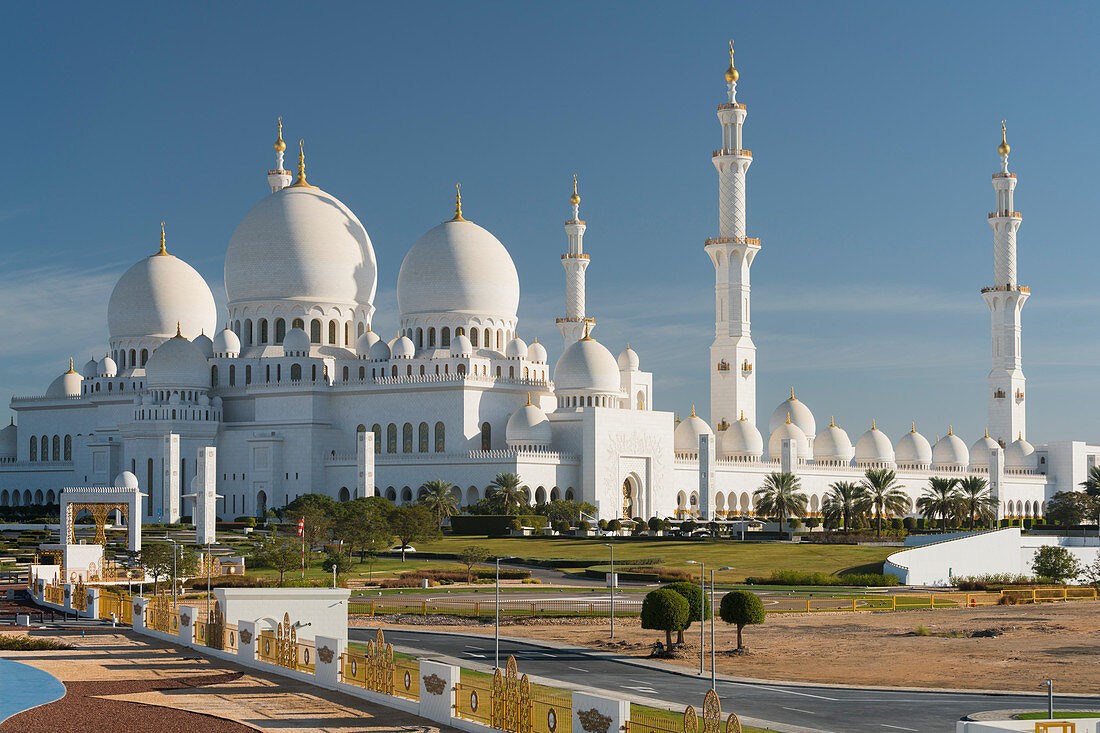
0, 657, 67, 723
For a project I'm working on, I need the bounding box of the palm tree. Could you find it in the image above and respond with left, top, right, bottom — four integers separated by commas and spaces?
823, 481, 866, 532
753, 472, 808, 533
1080, 465, 1100, 498
857, 468, 912, 538
487, 473, 527, 515
419, 480, 459, 528
957, 476, 998, 529
916, 477, 960, 532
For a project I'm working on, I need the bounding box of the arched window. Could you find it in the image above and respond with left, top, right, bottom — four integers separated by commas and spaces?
406, 364, 412, 377
244, 320, 254, 346
41, 436, 49, 461
456, 326, 464, 336
457, 364, 466, 375
357, 322, 365, 337
290, 363, 302, 381
509, 366, 515, 378
292, 317, 304, 330
372, 424, 382, 454
441, 327, 451, 347
344, 322, 350, 345
391, 365, 397, 377
359, 366, 365, 380
481, 422, 491, 451
129, 349, 136, 367
29, 436, 36, 461
496, 366, 501, 377
418, 422, 429, 452
338, 487, 350, 502
428, 328, 436, 347
342, 366, 349, 381
402, 423, 413, 453
311, 364, 317, 381
416, 328, 423, 347
387, 424, 397, 453
141, 348, 149, 365
245, 365, 252, 384
419, 364, 425, 376
276, 364, 281, 381
310, 319, 322, 343
470, 328, 479, 347
51, 435, 60, 461
497, 330, 504, 350
229, 365, 236, 386
435, 421, 445, 452
327, 320, 336, 344
637, 391, 645, 410
63, 435, 71, 461
275, 318, 286, 344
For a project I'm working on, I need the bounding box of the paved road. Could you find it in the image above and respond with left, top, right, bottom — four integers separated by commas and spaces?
353, 628, 1100, 733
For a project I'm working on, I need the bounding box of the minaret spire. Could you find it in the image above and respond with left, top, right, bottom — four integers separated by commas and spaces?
557, 173, 593, 347
155, 221, 171, 256
983, 120, 1027, 445
706, 39, 759, 430
450, 183, 466, 222
268, 117, 292, 192
290, 139, 314, 188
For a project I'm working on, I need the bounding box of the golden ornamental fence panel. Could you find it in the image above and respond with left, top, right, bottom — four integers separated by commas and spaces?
393, 656, 419, 700
258, 630, 277, 664
98, 590, 132, 624
340, 629, 397, 692
145, 596, 178, 634
223, 623, 238, 654
531, 683, 570, 733
629, 691, 740, 733
72, 580, 87, 612
44, 583, 63, 606
456, 668, 495, 727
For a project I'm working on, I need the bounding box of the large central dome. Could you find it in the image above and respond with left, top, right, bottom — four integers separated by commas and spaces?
225, 186, 377, 308
397, 219, 520, 320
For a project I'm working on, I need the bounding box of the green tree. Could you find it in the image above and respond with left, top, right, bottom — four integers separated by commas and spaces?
753, 472, 808, 533
917, 477, 960, 532
487, 473, 528, 515
457, 545, 491, 583
640, 588, 690, 648
1031, 545, 1082, 584
419, 480, 460, 528
258, 538, 302, 586
388, 505, 441, 561
823, 481, 865, 533
957, 476, 998, 528
857, 468, 912, 538
1080, 465, 1100, 498
536, 499, 598, 524
322, 550, 353, 579
137, 543, 174, 595
1044, 491, 1099, 527
648, 517, 665, 533
1079, 554, 1100, 589
334, 496, 393, 562
664, 580, 710, 645
719, 590, 765, 650
285, 493, 338, 549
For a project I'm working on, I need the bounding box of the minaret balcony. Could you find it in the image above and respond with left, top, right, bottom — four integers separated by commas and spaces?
705, 236, 760, 247
555, 316, 594, 324
988, 211, 1023, 219
561, 253, 590, 260
992, 172, 1017, 179
713, 148, 752, 158
981, 285, 1029, 294
717, 103, 747, 111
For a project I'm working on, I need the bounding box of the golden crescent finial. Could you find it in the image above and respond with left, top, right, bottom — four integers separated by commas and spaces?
725, 39, 738, 82
274, 116, 286, 152
450, 182, 466, 221
789, 386, 795, 400
291, 139, 313, 187
911, 422, 916, 433
998, 120, 1010, 155
570, 173, 580, 205
526, 392, 532, 406
739, 410, 745, 421
156, 221, 167, 255
785, 411, 791, 424
582, 321, 590, 340
948, 425, 953, 436
871, 418, 876, 430
174, 321, 183, 338
690, 404, 696, 418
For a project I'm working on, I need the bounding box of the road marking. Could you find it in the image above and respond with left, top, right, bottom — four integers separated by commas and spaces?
622, 685, 658, 693
567, 666, 588, 673
781, 707, 815, 715
463, 645, 481, 649
465, 653, 487, 658
880, 726, 918, 731
533, 652, 556, 657
729, 683, 838, 701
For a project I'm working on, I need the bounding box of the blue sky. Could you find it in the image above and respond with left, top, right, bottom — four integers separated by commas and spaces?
2, 2, 1098, 443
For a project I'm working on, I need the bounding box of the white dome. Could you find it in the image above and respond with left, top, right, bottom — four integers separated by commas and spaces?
225, 185, 377, 308
450, 334, 473, 357
81, 358, 98, 379
932, 429, 969, 469
46, 362, 83, 398
108, 250, 217, 341
528, 340, 548, 364
282, 327, 310, 356
398, 219, 519, 321
769, 392, 816, 439
768, 419, 807, 461
895, 425, 933, 466
98, 355, 118, 378
1005, 437, 1038, 471
0, 420, 18, 459
814, 420, 853, 463
368, 338, 391, 361
674, 409, 714, 454
392, 335, 416, 359
356, 329, 380, 356
192, 333, 214, 359
212, 328, 240, 357
505, 337, 528, 359
718, 417, 763, 458
969, 433, 1001, 469
145, 335, 209, 388
553, 335, 621, 394
506, 402, 552, 447
617, 346, 640, 371
113, 471, 139, 488
855, 424, 894, 465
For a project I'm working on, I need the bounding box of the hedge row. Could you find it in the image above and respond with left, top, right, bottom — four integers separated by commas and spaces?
449, 515, 548, 535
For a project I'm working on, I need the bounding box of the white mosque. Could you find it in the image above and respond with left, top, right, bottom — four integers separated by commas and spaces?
1, 46, 1096, 524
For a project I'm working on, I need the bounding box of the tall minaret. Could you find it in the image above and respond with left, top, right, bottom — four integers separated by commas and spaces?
268, 116, 292, 192
983, 121, 1028, 445
705, 40, 760, 431
557, 174, 594, 346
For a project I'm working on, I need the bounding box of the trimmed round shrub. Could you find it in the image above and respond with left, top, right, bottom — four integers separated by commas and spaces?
902, 517, 917, 531
648, 517, 664, 533
598, 519, 609, 531
640, 588, 690, 648
719, 590, 765, 649
607, 519, 622, 532
577, 520, 591, 531
663, 580, 710, 643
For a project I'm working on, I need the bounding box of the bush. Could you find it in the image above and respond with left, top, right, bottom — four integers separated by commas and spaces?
185, 575, 267, 590
889, 517, 903, 531
954, 573, 1036, 590
1032, 546, 1082, 583
680, 520, 697, 534
663, 580, 710, 643
607, 519, 622, 532
598, 519, 608, 531
787, 517, 801, 530
913, 624, 930, 636
551, 520, 570, 534
0, 635, 72, 651
577, 520, 591, 532
744, 570, 898, 587
719, 591, 765, 649
640, 588, 690, 647
450, 515, 548, 536
917, 518, 927, 530
509, 518, 523, 531
903, 517, 917, 531
648, 517, 664, 533
803, 517, 820, 530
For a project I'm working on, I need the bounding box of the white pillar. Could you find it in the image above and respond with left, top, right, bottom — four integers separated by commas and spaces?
420, 660, 459, 725
189, 446, 219, 545
179, 605, 196, 647
313, 635, 344, 689
698, 434, 715, 521
162, 433, 180, 523
357, 431, 374, 499
572, 692, 629, 733
237, 619, 258, 662
133, 596, 149, 633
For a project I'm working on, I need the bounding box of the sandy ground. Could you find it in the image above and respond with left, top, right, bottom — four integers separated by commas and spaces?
372, 601, 1100, 693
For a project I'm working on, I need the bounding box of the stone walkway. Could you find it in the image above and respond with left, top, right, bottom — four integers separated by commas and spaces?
1, 628, 453, 732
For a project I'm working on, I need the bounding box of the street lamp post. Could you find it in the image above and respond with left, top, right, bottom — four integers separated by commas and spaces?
686, 560, 705, 675
167, 539, 178, 608
332, 564, 337, 589
714, 566, 735, 690
1040, 679, 1053, 719
603, 543, 615, 639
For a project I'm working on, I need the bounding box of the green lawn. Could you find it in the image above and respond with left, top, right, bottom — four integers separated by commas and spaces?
1015, 712, 1100, 720
246, 556, 479, 584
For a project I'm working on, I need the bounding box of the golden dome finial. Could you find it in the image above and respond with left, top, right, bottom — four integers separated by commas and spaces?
998, 120, 1010, 155
582, 321, 591, 340
871, 418, 877, 430
675, 411, 680, 423
1018, 431, 1023, 440
173, 321, 184, 339
984, 428, 990, 438
449, 182, 466, 222
948, 425, 954, 436
526, 392, 532, 406
274, 116, 286, 152
829, 415, 835, 427
789, 386, 795, 400
155, 221, 168, 256
66, 357, 77, 375
570, 173, 580, 206
785, 411, 791, 424
690, 404, 697, 418
291, 139, 313, 187
725, 39, 738, 83
739, 410, 745, 421
911, 422, 916, 433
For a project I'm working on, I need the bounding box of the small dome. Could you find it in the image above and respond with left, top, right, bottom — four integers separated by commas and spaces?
145, 335, 209, 388
108, 247, 217, 342
0, 420, 18, 459
719, 415, 763, 459
855, 423, 894, 465
617, 346, 640, 371
769, 390, 816, 439
81, 358, 98, 379
814, 419, 853, 463
969, 432, 1001, 469
392, 335, 416, 359
282, 327, 310, 356
674, 408, 714, 454
505, 337, 528, 359
46, 361, 83, 398
1005, 436, 1038, 471
450, 334, 473, 357
368, 338, 391, 361
192, 332, 214, 358
113, 471, 140, 488
356, 329, 380, 356
932, 428, 969, 469
553, 335, 621, 394
506, 401, 552, 447
98, 355, 117, 378
768, 418, 807, 461
528, 340, 547, 364
212, 328, 240, 357
895, 425, 933, 466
